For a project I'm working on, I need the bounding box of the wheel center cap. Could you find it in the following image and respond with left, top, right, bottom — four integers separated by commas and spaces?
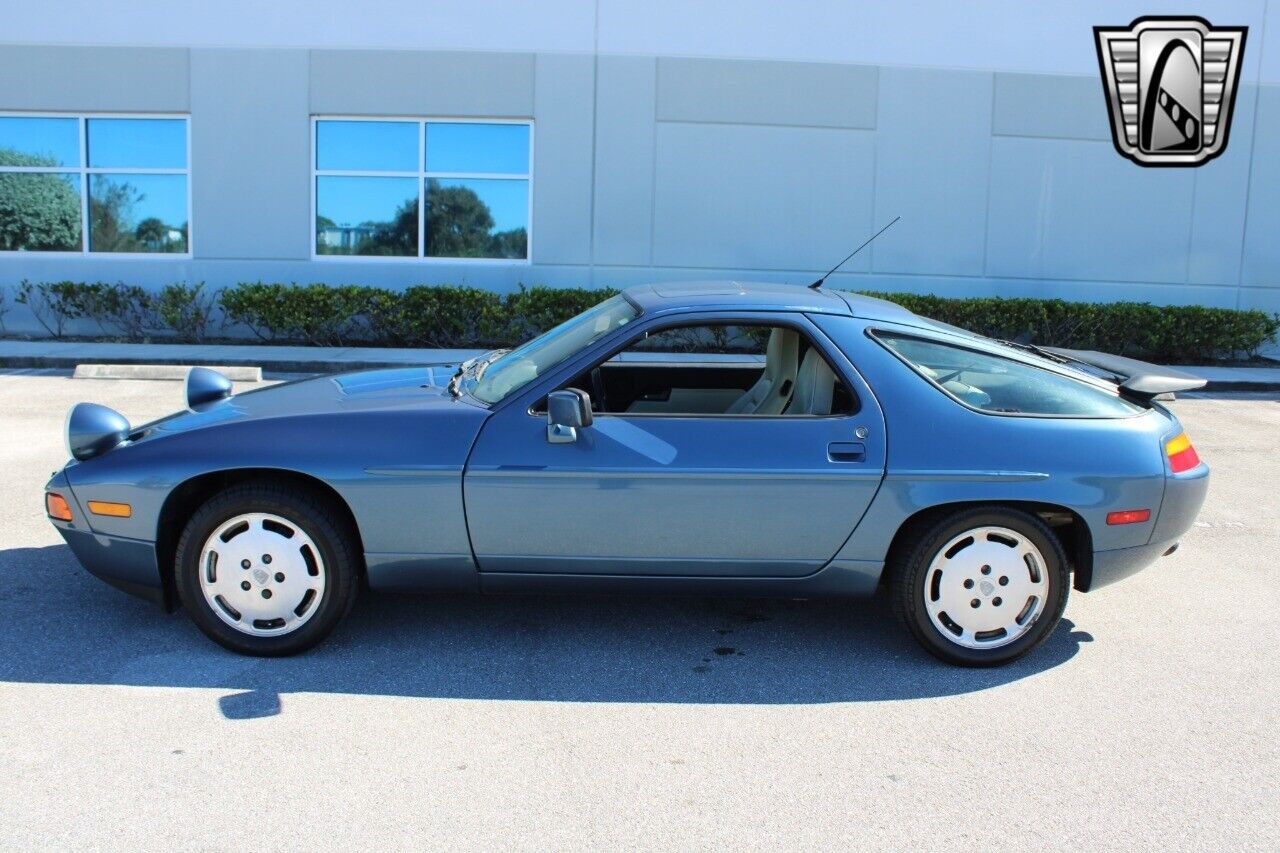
979, 579, 995, 596
252, 568, 269, 585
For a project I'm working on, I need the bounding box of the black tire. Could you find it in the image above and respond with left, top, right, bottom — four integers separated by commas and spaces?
889, 507, 1070, 667
174, 481, 360, 656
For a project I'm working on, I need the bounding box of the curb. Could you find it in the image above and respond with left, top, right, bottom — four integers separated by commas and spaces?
72, 363, 264, 382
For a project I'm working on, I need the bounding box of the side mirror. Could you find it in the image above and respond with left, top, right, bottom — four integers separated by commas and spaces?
547, 388, 593, 444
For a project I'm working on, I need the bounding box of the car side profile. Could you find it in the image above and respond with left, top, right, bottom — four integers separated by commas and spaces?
44, 281, 1209, 665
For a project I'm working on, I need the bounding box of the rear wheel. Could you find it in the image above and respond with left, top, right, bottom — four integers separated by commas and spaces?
890, 507, 1069, 666
175, 482, 359, 656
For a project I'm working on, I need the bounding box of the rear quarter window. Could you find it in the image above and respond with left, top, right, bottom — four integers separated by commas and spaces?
876, 333, 1144, 418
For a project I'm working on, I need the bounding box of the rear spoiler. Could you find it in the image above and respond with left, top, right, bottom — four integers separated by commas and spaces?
1040, 348, 1207, 398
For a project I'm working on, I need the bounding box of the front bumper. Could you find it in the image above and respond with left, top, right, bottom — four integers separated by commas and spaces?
47, 469, 164, 606
55, 525, 165, 606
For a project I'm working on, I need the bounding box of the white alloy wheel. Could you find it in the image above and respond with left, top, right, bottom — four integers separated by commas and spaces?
198, 512, 327, 637
922, 525, 1050, 650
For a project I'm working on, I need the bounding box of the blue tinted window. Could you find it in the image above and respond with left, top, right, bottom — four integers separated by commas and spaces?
0, 172, 81, 250
316, 121, 417, 172
87, 118, 186, 168
425, 178, 528, 259
0, 117, 80, 167
316, 176, 418, 256
426, 123, 529, 174
89, 173, 188, 253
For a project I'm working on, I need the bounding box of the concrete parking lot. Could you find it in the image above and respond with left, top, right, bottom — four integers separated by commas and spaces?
0, 370, 1275, 850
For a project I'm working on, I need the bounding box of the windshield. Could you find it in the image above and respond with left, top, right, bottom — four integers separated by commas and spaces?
465, 294, 639, 404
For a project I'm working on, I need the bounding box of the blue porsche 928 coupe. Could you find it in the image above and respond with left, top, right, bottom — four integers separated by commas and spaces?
45, 282, 1209, 665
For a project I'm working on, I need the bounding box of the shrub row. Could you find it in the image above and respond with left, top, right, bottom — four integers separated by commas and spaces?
15, 280, 218, 341
219, 282, 620, 347
4, 280, 1277, 360
868, 292, 1280, 363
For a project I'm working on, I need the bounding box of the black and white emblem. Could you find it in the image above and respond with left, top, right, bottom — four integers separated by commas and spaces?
1095, 16, 1247, 166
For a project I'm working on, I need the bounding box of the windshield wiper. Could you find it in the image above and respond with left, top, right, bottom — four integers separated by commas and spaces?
447, 349, 509, 398
995, 338, 1073, 364
995, 339, 1127, 385
473, 348, 510, 381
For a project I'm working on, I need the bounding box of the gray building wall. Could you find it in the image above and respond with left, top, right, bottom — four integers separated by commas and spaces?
1, 30, 1278, 340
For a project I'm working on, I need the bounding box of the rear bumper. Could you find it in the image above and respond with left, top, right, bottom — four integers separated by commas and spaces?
1082, 462, 1209, 592
55, 525, 164, 606
1085, 537, 1180, 591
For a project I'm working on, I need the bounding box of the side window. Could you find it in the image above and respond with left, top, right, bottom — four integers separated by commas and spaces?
560, 323, 855, 416
876, 333, 1144, 417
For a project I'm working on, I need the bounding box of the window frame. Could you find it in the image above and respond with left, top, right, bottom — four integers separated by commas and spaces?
867, 328, 1149, 420
0, 111, 192, 258
310, 115, 534, 265
527, 314, 861, 420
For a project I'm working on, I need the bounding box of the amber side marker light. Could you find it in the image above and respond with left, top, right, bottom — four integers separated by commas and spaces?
1106, 509, 1151, 525
46, 493, 73, 522
1166, 432, 1201, 473
87, 500, 132, 518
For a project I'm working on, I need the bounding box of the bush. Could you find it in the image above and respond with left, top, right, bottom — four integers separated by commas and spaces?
220, 282, 378, 346
78, 282, 156, 339
500, 285, 620, 340
859, 292, 1280, 362
16, 280, 86, 338
367, 285, 504, 347
216, 282, 620, 348
154, 283, 216, 343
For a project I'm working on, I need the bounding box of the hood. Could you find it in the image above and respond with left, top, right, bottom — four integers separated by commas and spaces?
140, 366, 475, 437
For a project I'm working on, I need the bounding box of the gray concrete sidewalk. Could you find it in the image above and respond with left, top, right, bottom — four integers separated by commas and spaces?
2, 338, 1279, 389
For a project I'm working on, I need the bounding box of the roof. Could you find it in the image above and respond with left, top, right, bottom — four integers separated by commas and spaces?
622, 280, 924, 325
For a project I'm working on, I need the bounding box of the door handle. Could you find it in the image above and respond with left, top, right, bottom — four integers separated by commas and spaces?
827, 441, 866, 462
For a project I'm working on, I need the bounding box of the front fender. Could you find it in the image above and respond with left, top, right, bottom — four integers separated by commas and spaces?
62, 407, 488, 566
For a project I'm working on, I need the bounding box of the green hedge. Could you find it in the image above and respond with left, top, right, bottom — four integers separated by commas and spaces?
218, 282, 618, 348
862, 292, 1280, 363
5, 280, 1277, 361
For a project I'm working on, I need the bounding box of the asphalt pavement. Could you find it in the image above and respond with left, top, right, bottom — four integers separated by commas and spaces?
0, 370, 1276, 850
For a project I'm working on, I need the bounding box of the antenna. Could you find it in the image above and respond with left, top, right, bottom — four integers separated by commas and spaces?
808, 216, 901, 289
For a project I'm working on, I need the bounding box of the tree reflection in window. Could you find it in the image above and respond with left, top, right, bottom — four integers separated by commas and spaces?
317, 181, 527, 259
0, 116, 190, 254
313, 119, 530, 260
89, 174, 188, 253
426, 180, 527, 260
0, 149, 80, 251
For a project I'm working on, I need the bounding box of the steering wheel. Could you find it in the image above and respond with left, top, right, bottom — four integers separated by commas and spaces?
590, 366, 608, 412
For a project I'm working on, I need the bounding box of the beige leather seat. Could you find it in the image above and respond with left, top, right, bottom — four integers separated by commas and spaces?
789, 348, 837, 415
725, 328, 799, 415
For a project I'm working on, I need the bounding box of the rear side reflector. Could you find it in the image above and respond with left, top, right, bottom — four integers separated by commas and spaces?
1107, 509, 1151, 525
1165, 432, 1201, 473
87, 500, 132, 518
46, 493, 73, 521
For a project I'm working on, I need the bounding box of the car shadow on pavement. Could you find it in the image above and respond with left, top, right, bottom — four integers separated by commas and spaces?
0, 545, 1093, 716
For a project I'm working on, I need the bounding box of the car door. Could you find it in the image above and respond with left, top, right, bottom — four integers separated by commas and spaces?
462, 312, 886, 578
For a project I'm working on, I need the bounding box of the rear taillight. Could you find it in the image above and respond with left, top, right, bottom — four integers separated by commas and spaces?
1165, 432, 1200, 473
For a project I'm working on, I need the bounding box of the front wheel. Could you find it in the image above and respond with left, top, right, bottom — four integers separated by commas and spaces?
175, 482, 360, 656
890, 507, 1070, 666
